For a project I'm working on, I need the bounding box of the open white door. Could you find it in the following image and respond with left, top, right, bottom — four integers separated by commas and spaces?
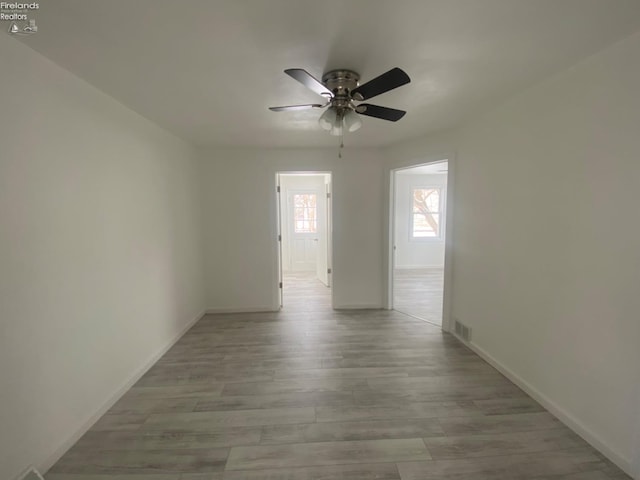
316, 178, 330, 286
326, 177, 332, 287
276, 175, 283, 308
288, 190, 318, 271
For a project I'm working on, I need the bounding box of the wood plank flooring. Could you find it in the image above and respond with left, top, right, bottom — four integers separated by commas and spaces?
394, 267, 444, 326
46, 274, 630, 479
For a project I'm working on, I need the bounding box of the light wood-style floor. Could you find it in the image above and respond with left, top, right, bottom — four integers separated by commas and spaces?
282, 271, 332, 311
394, 267, 444, 326
47, 274, 630, 479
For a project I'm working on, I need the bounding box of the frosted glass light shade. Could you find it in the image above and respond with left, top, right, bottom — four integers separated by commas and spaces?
329, 123, 343, 136
318, 107, 337, 131
343, 109, 363, 132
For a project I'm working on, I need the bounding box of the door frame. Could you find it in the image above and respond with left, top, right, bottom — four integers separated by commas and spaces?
387, 159, 454, 332
275, 171, 333, 309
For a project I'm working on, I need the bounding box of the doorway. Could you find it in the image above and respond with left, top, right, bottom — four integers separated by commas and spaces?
276, 172, 332, 309
390, 161, 448, 326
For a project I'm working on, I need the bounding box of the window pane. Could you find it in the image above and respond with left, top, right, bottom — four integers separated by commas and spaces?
308, 195, 316, 208
293, 194, 317, 233
412, 188, 441, 238
413, 213, 440, 237
412, 188, 440, 213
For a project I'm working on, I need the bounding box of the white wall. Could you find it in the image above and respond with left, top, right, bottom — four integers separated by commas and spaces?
394, 173, 447, 268
385, 31, 640, 477
0, 36, 205, 479
200, 147, 385, 311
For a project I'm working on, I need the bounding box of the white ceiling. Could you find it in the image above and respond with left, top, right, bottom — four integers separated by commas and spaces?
19, 0, 640, 148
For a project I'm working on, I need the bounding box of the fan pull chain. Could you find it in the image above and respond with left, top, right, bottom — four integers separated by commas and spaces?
338, 131, 344, 159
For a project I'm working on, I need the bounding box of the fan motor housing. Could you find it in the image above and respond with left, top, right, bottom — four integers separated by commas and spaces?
322, 70, 360, 100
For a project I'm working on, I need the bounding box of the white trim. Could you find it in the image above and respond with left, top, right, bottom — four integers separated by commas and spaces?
386, 169, 395, 310
275, 173, 283, 309
387, 157, 454, 333
394, 264, 445, 269
275, 171, 334, 310
206, 306, 278, 314
41, 309, 206, 474
209, 305, 384, 312
334, 304, 383, 310
441, 155, 455, 333
628, 385, 640, 479
14, 467, 44, 480
454, 334, 634, 478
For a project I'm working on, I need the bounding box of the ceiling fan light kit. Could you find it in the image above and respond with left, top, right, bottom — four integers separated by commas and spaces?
343, 109, 363, 133
269, 66, 410, 155
318, 107, 362, 136
318, 106, 338, 131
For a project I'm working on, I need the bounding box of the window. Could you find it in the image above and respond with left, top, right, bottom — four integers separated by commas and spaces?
411, 187, 442, 238
293, 193, 317, 233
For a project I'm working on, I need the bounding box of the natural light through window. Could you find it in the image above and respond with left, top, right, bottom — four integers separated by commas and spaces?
412, 187, 441, 238
293, 193, 317, 233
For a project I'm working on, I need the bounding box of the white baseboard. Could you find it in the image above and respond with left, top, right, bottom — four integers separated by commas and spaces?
206, 306, 385, 313
454, 335, 635, 478
205, 306, 278, 314
13, 467, 44, 480
40, 310, 206, 474
395, 264, 444, 269
333, 304, 383, 310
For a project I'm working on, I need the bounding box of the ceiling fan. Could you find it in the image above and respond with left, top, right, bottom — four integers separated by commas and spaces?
269, 67, 411, 136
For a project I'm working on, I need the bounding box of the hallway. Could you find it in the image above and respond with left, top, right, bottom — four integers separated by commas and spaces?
46, 288, 629, 479
282, 271, 331, 310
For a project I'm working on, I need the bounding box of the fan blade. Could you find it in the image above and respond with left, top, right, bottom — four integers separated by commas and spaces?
284, 69, 333, 98
351, 67, 410, 101
356, 104, 406, 122
269, 104, 324, 112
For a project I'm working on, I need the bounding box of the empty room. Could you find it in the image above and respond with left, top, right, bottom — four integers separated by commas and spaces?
1, 1, 639, 480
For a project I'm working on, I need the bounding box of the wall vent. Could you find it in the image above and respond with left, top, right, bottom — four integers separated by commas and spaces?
454, 319, 472, 341
19, 469, 44, 480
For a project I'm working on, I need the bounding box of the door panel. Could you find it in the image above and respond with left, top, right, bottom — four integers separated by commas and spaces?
291, 237, 317, 270
276, 177, 283, 307
288, 191, 319, 271
316, 182, 329, 286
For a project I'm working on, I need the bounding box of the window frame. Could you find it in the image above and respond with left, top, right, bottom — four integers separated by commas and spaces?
291, 191, 319, 235
409, 185, 445, 241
